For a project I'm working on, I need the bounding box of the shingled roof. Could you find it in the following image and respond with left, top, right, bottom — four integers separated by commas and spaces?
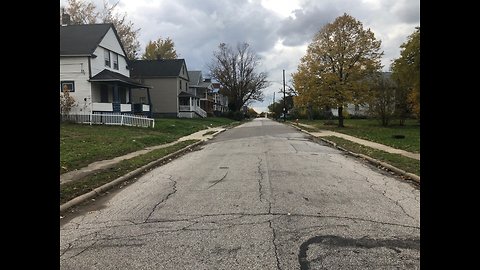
89, 69, 149, 88
188, 71, 202, 86
60, 23, 125, 56
129, 59, 188, 79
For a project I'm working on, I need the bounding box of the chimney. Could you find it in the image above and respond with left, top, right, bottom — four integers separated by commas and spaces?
61, 12, 71, 26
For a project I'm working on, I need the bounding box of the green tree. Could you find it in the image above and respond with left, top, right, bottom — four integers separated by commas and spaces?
61, 0, 141, 60
391, 27, 420, 120
141, 37, 178, 60
246, 107, 258, 118
292, 13, 383, 127
268, 100, 282, 119
268, 95, 294, 119
209, 42, 270, 112
367, 73, 396, 126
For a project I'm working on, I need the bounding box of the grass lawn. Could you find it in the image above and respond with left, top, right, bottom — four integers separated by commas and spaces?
60, 140, 198, 204
323, 136, 420, 176
298, 118, 420, 153
61, 117, 238, 174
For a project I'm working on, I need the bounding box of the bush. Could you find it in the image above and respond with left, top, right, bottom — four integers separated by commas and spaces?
221, 111, 244, 121
348, 114, 368, 119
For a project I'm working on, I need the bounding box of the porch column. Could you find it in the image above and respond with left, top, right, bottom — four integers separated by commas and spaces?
189, 97, 192, 109
112, 83, 120, 113
128, 87, 132, 113
146, 87, 152, 117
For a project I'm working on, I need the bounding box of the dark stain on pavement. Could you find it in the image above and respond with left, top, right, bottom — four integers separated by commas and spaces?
298, 235, 420, 270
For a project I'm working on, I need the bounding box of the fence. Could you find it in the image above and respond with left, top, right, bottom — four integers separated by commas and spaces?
61, 113, 155, 128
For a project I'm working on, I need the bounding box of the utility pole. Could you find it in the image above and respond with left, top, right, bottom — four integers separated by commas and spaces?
283, 69, 286, 122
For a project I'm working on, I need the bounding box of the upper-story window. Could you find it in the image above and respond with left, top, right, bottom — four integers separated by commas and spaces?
104, 49, 111, 67
179, 79, 182, 90
60, 81, 75, 92
112, 53, 119, 70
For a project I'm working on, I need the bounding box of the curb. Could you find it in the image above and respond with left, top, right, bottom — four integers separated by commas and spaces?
60, 140, 204, 214
60, 124, 232, 214
290, 124, 420, 184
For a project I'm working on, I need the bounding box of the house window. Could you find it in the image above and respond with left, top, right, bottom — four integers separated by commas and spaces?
60, 81, 75, 92
180, 80, 182, 90
104, 49, 111, 67
112, 53, 119, 70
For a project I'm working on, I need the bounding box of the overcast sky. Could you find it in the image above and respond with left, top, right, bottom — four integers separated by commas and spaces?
61, 0, 420, 113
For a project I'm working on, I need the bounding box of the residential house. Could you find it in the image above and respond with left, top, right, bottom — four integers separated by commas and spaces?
130, 60, 207, 118
188, 71, 214, 115
188, 70, 229, 116
211, 82, 229, 115
60, 23, 152, 116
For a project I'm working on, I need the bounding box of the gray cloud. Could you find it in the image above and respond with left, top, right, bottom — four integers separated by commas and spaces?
130, 0, 281, 71
64, 0, 419, 112
391, 0, 420, 23
278, 6, 341, 46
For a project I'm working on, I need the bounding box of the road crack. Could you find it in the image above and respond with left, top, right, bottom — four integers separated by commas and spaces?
60, 243, 72, 258
269, 220, 281, 270
363, 176, 418, 223
256, 156, 265, 203
144, 175, 177, 223
67, 232, 100, 259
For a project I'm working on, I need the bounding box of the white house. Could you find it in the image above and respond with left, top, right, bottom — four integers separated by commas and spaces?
60, 23, 152, 116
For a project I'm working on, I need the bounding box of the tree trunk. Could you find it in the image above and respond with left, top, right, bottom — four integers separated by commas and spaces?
338, 106, 344, 127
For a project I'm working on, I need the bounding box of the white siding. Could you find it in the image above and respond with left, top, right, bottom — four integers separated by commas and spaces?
91, 27, 129, 77
331, 104, 369, 117
60, 57, 92, 114
99, 28, 124, 56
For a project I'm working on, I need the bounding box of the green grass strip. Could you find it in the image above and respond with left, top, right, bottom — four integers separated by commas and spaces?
323, 136, 420, 176
60, 140, 198, 205
297, 119, 420, 153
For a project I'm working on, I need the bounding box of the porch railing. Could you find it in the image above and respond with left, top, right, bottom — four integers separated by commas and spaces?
61, 113, 155, 128
195, 106, 207, 118
179, 105, 207, 118
92, 103, 150, 113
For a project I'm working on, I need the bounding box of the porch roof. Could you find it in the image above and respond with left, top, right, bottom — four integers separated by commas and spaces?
89, 69, 150, 88
178, 91, 198, 98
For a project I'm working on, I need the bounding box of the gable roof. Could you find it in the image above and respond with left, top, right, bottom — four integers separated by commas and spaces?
188, 71, 202, 85
60, 23, 126, 57
129, 59, 188, 78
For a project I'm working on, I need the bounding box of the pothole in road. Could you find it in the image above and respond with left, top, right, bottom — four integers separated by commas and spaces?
298, 235, 419, 270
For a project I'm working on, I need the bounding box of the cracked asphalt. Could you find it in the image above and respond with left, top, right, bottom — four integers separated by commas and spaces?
60, 118, 420, 269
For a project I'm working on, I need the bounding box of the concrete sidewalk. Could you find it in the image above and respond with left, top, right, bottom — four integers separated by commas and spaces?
60, 126, 226, 186
295, 123, 420, 160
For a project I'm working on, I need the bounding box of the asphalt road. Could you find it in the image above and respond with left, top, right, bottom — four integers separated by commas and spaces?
60, 118, 420, 269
